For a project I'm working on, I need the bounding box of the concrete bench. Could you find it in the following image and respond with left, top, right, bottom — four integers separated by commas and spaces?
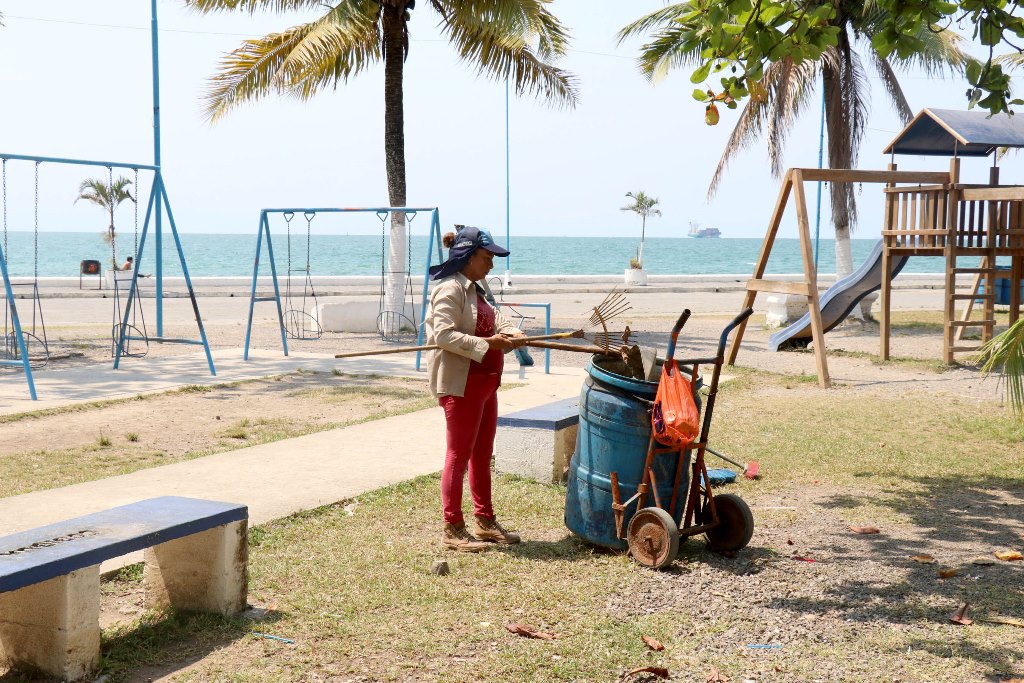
0, 496, 248, 680
494, 397, 579, 484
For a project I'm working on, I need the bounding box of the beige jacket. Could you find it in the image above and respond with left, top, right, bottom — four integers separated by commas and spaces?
425, 273, 519, 398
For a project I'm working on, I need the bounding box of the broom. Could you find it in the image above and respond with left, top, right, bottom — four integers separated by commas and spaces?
705, 446, 760, 480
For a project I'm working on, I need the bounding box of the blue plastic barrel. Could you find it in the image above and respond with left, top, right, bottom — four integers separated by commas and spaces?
565, 356, 701, 550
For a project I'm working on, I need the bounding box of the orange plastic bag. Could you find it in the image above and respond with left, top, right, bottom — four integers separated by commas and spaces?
651, 360, 700, 448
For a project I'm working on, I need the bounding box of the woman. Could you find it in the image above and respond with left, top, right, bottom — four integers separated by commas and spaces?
425, 225, 525, 552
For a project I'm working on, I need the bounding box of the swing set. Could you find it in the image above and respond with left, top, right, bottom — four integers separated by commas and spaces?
0, 0, 215, 400
243, 206, 442, 359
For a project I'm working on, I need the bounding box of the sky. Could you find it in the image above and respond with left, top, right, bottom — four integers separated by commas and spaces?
0, 0, 1021, 242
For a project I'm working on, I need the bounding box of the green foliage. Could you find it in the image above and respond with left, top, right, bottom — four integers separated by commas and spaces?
978, 317, 1024, 420
620, 191, 661, 268
74, 176, 136, 259
619, 0, 1018, 120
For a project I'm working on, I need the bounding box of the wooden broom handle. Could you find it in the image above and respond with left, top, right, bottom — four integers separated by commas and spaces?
334, 330, 583, 359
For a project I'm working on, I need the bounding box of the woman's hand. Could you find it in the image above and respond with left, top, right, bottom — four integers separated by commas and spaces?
485, 335, 516, 352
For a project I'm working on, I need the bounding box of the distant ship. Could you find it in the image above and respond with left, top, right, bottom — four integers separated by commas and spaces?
688, 222, 721, 238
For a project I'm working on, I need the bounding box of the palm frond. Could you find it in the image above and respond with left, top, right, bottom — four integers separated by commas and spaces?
824, 39, 869, 229
202, 4, 380, 122
434, 0, 578, 108
978, 317, 1024, 420
869, 53, 913, 123
995, 52, 1024, 70
185, 0, 325, 15
617, 3, 692, 42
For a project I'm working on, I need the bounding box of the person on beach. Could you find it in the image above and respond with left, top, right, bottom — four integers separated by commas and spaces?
121, 256, 134, 271
425, 225, 526, 552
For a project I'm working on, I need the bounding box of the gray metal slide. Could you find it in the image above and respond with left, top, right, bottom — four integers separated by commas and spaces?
769, 239, 910, 351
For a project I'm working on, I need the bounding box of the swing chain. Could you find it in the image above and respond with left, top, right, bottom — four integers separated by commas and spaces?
2, 158, 7, 259
134, 167, 139, 260
34, 162, 40, 281
304, 211, 315, 272
108, 166, 116, 271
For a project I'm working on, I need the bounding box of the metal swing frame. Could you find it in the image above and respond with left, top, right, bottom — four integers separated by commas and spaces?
243, 206, 443, 360
0, 0, 216, 399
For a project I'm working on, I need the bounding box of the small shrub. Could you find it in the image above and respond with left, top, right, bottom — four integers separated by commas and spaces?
125, 432, 140, 442
97, 433, 112, 448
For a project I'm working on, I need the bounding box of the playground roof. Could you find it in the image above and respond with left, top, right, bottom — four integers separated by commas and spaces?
883, 108, 1024, 157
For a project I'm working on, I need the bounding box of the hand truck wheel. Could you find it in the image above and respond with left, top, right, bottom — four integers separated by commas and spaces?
703, 493, 754, 552
627, 507, 680, 569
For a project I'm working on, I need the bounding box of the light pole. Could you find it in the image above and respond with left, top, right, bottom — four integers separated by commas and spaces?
504, 78, 512, 289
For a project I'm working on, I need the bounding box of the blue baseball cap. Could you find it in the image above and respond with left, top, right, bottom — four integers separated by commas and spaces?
450, 225, 510, 257
429, 225, 509, 281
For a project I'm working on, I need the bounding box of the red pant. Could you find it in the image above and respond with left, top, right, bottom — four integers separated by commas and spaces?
439, 372, 500, 525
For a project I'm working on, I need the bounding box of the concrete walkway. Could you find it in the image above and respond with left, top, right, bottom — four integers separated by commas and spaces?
0, 355, 586, 571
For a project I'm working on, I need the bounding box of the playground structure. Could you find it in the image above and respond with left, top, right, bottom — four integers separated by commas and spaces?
244, 207, 442, 360
0, 1, 216, 400
727, 109, 1024, 387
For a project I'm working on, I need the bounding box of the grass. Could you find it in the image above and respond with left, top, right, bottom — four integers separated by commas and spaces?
91, 464, 1024, 682
827, 348, 954, 373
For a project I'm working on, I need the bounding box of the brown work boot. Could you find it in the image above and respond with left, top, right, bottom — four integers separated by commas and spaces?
474, 515, 521, 545
443, 522, 489, 553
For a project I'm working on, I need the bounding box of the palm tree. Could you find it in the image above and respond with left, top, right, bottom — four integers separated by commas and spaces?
74, 177, 135, 266
185, 0, 577, 317
620, 191, 661, 269
979, 319, 1024, 420
620, 3, 966, 312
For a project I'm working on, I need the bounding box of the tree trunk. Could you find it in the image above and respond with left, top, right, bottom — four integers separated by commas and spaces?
822, 55, 863, 319
382, 3, 408, 326
638, 216, 646, 269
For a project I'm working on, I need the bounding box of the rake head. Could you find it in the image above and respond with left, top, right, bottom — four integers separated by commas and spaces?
586, 289, 632, 352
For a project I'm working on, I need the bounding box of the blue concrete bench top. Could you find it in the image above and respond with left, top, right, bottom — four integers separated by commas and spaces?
0, 496, 247, 594
497, 397, 579, 430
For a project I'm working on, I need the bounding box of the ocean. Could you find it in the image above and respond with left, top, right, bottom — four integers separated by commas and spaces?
0, 232, 979, 279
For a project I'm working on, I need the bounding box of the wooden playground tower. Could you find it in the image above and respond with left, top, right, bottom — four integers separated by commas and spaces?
726, 109, 1024, 387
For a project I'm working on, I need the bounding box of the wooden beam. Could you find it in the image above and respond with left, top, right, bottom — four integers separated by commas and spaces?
791, 170, 830, 388
796, 168, 950, 184
727, 171, 794, 367
745, 279, 812, 296
960, 186, 1024, 201
943, 158, 961, 364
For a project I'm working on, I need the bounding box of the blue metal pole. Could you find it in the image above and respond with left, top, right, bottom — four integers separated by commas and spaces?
544, 303, 551, 374
244, 212, 267, 360
0, 244, 37, 400
505, 78, 511, 286
814, 87, 826, 270
0, 153, 156, 171
415, 209, 441, 371
159, 183, 216, 375
115, 180, 158, 368
151, 0, 164, 336
262, 213, 289, 356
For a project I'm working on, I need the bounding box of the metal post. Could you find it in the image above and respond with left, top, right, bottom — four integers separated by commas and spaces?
0, 241, 37, 400
160, 184, 216, 375
244, 212, 267, 360
813, 87, 825, 270
415, 209, 441, 371
115, 181, 158, 368
151, 0, 164, 335
504, 78, 512, 289
544, 303, 551, 374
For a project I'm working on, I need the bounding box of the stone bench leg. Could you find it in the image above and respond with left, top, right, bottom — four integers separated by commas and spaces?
494, 424, 578, 484
144, 520, 248, 615
0, 566, 101, 680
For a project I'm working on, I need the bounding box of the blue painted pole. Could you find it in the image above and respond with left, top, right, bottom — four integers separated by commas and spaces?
262, 213, 289, 357
814, 87, 826, 270
159, 183, 216, 375
151, 0, 164, 336
415, 209, 441, 371
115, 181, 158, 368
0, 242, 37, 399
244, 212, 266, 360
505, 78, 511, 287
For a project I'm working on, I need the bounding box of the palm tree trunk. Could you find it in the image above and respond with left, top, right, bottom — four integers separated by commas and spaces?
638, 216, 646, 269
823, 59, 863, 320
382, 3, 408, 322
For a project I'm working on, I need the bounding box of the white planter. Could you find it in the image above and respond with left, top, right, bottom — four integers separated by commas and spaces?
765, 294, 808, 329
624, 268, 648, 286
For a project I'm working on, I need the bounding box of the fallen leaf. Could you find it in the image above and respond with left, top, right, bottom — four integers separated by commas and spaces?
505, 623, 558, 640
950, 602, 973, 626
786, 538, 794, 546
641, 635, 665, 651
621, 665, 670, 681
983, 615, 1024, 628
971, 556, 996, 566
937, 568, 959, 579
705, 667, 730, 682
848, 525, 880, 535
910, 555, 937, 564
994, 550, 1023, 562
791, 555, 816, 563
